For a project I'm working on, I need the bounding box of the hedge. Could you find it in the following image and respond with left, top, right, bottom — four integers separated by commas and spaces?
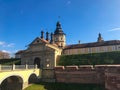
58, 51, 120, 66
0, 58, 21, 65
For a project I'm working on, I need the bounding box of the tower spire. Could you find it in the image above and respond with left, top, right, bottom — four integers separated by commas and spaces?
54, 21, 64, 35
54, 20, 66, 47
97, 33, 104, 42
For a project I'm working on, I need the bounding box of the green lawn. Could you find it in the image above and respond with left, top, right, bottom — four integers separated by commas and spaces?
24, 83, 105, 90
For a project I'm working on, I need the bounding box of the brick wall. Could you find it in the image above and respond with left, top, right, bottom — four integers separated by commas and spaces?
54, 65, 120, 90
42, 69, 55, 82
55, 65, 105, 84
105, 65, 120, 90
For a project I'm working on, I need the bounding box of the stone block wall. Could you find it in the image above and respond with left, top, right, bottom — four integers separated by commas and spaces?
40, 65, 120, 90
42, 69, 55, 82
105, 65, 120, 90
95, 65, 107, 84
55, 65, 105, 84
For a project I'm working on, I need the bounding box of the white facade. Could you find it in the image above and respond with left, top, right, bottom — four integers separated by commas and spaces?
63, 44, 120, 55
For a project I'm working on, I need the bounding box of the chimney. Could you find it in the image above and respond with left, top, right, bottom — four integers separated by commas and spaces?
50, 33, 54, 44
78, 40, 80, 44
46, 32, 49, 41
41, 31, 44, 39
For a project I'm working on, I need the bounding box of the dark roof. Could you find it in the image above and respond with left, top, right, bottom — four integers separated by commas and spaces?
54, 21, 65, 35
64, 40, 120, 50
28, 37, 59, 47
29, 37, 49, 46
15, 50, 25, 54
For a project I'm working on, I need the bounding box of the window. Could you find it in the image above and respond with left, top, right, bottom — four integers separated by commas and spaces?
37, 40, 39, 43
81, 48, 85, 54
112, 46, 115, 51
96, 47, 99, 52
103, 47, 107, 52
56, 37, 58, 41
88, 48, 91, 53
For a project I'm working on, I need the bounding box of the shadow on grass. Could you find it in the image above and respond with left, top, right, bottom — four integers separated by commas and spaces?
35, 82, 105, 90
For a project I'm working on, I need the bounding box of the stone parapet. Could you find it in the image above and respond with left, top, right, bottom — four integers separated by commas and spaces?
54, 66, 65, 71
55, 65, 94, 71
79, 65, 94, 71
65, 66, 79, 71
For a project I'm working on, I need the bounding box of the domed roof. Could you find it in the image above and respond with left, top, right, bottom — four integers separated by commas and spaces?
54, 21, 65, 35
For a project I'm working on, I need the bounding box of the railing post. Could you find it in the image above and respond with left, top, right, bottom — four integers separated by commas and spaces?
0, 64, 1, 71
12, 64, 15, 70
35, 64, 37, 69
25, 64, 28, 69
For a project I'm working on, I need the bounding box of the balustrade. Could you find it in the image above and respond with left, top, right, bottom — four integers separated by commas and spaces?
0, 64, 38, 71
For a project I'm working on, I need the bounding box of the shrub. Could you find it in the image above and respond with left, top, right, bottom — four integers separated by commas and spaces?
58, 51, 120, 66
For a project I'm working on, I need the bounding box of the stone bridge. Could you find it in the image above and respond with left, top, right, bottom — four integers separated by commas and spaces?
0, 64, 41, 90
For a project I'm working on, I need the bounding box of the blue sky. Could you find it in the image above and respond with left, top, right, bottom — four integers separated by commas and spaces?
0, 0, 120, 56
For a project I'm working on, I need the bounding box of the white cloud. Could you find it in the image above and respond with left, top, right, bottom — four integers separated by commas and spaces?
1, 50, 17, 57
0, 41, 5, 46
2, 50, 10, 53
108, 28, 120, 31
6, 43, 15, 47
0, 41, 15, 47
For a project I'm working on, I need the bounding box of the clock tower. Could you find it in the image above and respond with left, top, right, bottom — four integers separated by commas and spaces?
54, 21, 66, 48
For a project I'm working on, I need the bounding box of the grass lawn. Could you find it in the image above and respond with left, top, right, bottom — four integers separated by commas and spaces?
24, 82, 105, 90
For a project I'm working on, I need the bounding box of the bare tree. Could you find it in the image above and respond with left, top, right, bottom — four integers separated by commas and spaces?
0, 51, 10, 59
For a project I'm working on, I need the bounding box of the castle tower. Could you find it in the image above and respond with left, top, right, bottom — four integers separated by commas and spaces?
54, 21, 66, 47
97, 33, 104, 42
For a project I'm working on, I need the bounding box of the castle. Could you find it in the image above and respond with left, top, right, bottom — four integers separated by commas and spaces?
16, 21, 120, 69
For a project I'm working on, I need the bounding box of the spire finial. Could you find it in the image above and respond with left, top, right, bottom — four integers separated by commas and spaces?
99, 33, 101, 37
58, 16, 61, 20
